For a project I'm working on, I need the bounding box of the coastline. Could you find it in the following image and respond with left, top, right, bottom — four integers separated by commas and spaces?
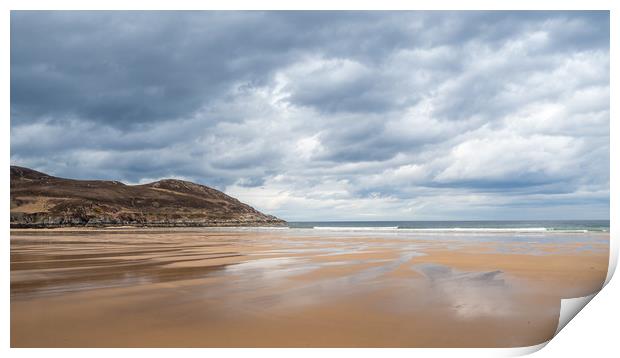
9, 220, 288, 229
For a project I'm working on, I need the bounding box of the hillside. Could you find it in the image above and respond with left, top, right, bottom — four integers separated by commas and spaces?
10, 166, 286, 228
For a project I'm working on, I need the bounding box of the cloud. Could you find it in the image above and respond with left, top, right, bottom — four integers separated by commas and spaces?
10, 11, 609, 220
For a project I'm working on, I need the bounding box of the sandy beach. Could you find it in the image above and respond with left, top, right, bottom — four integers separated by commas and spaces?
10, 228, 608, 347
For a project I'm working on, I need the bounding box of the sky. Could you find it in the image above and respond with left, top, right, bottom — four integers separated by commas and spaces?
10, 11, 610, 221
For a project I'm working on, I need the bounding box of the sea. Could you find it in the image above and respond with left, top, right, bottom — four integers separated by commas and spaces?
285, 220, 609, 233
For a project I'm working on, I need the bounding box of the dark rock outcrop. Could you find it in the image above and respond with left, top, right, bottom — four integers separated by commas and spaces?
10, 166, 286, 228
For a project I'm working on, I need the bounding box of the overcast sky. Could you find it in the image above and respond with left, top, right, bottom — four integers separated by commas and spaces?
10, 11, 609, 221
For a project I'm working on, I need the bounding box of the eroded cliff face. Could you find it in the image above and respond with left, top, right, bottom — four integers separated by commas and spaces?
10, 166, 286, 228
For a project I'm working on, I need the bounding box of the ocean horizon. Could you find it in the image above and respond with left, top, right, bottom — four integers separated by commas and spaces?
286, 220, 609, 232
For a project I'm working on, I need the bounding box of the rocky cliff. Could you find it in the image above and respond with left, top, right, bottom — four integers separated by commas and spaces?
10, 166, 286, 228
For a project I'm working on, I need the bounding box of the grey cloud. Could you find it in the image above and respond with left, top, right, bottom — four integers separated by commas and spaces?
11, 11, 610, 220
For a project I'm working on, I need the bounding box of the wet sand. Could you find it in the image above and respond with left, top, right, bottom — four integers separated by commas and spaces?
10, 228, 608, 347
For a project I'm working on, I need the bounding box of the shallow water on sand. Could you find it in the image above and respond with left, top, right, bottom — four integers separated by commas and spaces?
11, 228, 609, 347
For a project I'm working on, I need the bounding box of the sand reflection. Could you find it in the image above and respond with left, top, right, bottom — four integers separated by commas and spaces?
10, 228, 608, 347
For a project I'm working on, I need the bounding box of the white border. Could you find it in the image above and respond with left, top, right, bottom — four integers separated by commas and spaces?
2, 1, 616, 357
0, 0, 616, 11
